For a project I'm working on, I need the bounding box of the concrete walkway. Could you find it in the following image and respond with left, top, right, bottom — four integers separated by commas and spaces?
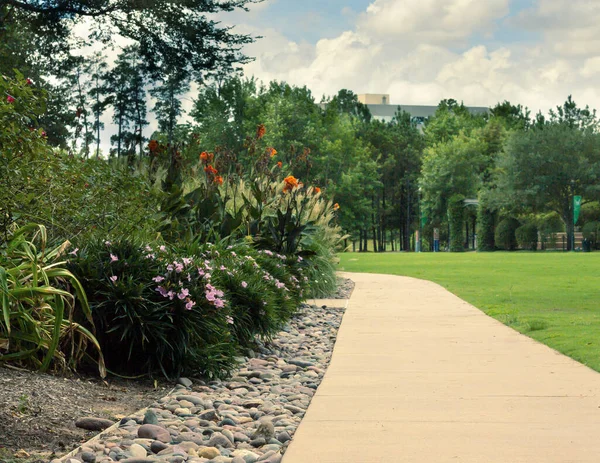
283, 272, 600, 463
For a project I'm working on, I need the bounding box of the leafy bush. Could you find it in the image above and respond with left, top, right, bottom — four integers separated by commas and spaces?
495, 218, 520, 251
69, 240, 238, 379
582, 221, 599, 249
448, 194, 465, 252
0, 224, 104, 375
515, 223, 538, 251
69, 237, 317, 379
476, 202, 495, 252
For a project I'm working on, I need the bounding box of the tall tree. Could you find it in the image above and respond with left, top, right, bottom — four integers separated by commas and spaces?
151, 70, 189, 145
1, 0, 258, 80
496, 105, 600, 250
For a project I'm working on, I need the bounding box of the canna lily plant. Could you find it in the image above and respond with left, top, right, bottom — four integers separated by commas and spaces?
0, 223, 105, 376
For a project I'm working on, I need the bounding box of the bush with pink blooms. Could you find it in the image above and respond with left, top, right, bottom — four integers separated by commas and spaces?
69, 239, 312, 378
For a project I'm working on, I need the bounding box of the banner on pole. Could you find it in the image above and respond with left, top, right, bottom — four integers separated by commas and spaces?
574, 195, 582, 224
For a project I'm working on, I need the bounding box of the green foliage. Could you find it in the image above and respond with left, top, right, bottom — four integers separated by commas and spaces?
448, 195, 465, 252
515, 223, 538, 251
582, 222, 600, 249
0, 224, 104, 375
69, 238, 316, 379
69, 240, 238, 378
495, 98, 600, 250
420, 133, 486, 225
495, 218, 520, 251
476, 203, 496, 252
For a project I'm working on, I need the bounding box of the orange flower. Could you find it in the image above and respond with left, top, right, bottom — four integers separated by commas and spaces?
214, 175, 224, 185
148, 139, 159, 153
283, 175, 299, 193
268, 147, 277, 158
314, 187, 321, 194
204, 165, 218, 175
200, 151, 214, 163
256, 124, 266, 139
333, 203, 340, 211
277, 161, 282, 168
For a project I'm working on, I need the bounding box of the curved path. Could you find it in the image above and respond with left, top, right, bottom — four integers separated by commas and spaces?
283, 272, 600, 462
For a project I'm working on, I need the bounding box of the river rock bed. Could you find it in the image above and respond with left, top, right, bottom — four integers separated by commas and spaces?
56, 301, 347, 463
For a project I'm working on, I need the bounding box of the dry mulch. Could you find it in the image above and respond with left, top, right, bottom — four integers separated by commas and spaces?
0, 366, 172, 462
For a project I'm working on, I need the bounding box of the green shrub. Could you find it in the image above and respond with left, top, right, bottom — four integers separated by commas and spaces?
448, 194, 465, 252
476, 203, 495, 252
495, 218, 520, 250
515, 223, 538, 251
0, 224, 104, 375
69, 240, 239, 379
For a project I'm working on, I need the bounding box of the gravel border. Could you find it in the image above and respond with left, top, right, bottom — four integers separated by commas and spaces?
55, 297, 349, 463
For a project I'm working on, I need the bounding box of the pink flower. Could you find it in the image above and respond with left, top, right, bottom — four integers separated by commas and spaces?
6, 95, 15, 104
177, 288, 190, 300
226, 316, 234, 325
297, 256, 303, 262
220, 265, 227, 271
231, 252, 237, 257
156, 286, 168, 297
214, 299, 225, 309
166, 264, 174, 272
109, 275, 118, 283
152, 276, 165, 283
145, 253, 156, 259
185, 300, 195, 310
198, 268, 205, 277
174, 262, 184, 273
241, 281, 248, 288
69, 247, 79, 256
145, 245, 153, 252
167, 291, 175, 300
105, 240, 111, 246
110, 253, 118, 262
159, 245, 167, 252
182, 257, 193, 266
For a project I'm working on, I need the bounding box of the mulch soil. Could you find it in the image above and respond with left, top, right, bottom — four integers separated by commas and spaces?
0, 366, 172, 461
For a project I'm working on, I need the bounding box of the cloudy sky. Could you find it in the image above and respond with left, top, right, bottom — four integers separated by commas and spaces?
222, 0, 600, 113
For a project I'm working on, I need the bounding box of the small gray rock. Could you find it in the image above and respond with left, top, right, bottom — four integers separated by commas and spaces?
177, 377, 193, 387
81, 451, 97, 463
75, 417, 114, 431
252, 421, 275, 440
150, 441, 169, 454
143, 410, 159, 425
138, 424, 171, 443
208, 432, 234, 449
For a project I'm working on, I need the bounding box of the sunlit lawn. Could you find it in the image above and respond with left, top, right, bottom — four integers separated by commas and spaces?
338, 251, 600, 372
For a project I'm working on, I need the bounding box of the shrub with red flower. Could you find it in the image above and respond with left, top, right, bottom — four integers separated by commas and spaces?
200, 151, 214, 164
204, 165, 218, 176
148, 140, 159, 153
283, 175, 299, 193
256, 124, 266, 139
267, 147, 277, 158
276, 161, 282, 168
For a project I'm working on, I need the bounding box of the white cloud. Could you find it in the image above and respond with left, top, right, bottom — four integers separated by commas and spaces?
358, 0, 509, 45
236, 0, 600, 115
514, 0, 600, 58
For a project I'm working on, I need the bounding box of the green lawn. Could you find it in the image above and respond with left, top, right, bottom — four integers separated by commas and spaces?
338, 252, 600, 372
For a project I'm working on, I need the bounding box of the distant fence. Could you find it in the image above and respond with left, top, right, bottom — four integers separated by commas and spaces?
538, 232, 583, 251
